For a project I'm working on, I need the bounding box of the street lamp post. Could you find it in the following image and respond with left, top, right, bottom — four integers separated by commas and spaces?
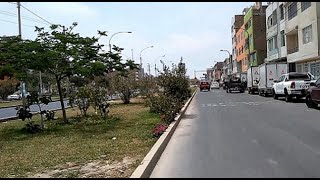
139, 46, 154, 67
154, 54, 165, 76
220, 49, 232, 76
108, 31, 132, 52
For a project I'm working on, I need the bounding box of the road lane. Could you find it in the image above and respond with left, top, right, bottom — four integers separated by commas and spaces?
151, 89, 320, 178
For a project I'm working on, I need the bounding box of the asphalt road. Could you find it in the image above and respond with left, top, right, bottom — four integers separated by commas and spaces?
151, 89, 320, 178
0, 100, 68, 119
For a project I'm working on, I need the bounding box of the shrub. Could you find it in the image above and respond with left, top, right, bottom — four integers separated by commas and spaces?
152, 123, 168, 138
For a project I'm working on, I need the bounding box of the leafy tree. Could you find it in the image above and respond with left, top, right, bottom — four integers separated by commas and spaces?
0, 77, 19, 100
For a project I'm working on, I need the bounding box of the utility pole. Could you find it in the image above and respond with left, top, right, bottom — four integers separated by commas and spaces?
17, 2, 27, 108
17, 2, 22, 38
154, 64, 157, 77
39, 71, 43, 94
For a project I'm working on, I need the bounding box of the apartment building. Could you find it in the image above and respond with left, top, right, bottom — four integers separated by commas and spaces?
236, 24, 248, 72
284, 2, 320, 79
231, 15, 245, 75
213, 62, 224, 83
266, 2, 287, 63
243, 2, 268, 67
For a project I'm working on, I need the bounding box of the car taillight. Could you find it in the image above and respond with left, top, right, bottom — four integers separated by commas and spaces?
290, 82, 295, 89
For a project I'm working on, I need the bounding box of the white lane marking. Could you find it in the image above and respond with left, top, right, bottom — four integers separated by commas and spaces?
266, 158, 278, 166
221, 104, 226, 106
212, 104, 218, 107
251, 139, 258, 144
207, 104, 212, 107
201, 104, 206, 107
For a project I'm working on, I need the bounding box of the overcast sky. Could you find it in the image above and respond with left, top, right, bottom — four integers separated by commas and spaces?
0, 2, 262, 78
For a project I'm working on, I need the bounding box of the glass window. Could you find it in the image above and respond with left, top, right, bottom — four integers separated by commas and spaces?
296, 64, 302, 73
304, 63, 309, 72
280, 30, 285, 47
310, 62, 320, 79
288, 2, 297, 20
301, 2, 311, 12
272, 9, 277, 26
280, 4, 284, 20
302, 24, 312, 44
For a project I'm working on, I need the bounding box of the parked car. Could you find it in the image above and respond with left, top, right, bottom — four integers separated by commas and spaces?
199, 81, 210, 92
211, 82, 220, 89
305, 77, 320, 108
272, 72, 316, 102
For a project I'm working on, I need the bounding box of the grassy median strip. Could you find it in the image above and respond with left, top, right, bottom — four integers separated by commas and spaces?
0, 101, 160, 177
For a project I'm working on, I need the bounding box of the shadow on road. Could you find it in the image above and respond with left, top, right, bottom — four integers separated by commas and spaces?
182, 114, 197, 119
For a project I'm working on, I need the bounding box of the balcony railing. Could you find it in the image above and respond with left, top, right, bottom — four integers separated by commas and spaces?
287, 46, 299, 54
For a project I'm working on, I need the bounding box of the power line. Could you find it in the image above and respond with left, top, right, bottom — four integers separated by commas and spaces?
19, 4, 55, 26
0, 18, 34, 28
0, 10, 49, 25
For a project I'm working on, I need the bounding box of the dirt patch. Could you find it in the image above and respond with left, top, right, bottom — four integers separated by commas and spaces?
28, 156, 139, 178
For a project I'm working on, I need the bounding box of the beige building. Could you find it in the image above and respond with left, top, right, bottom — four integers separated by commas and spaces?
284, 2, 320, 79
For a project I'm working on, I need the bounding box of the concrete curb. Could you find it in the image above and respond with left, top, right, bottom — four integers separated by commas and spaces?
130, 88, 198, 178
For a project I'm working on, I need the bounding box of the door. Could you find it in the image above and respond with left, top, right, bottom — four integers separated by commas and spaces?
275, 75, 285, 94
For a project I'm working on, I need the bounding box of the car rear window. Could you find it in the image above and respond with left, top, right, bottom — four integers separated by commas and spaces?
288, 73, 310, 81
201, 82, 209, 85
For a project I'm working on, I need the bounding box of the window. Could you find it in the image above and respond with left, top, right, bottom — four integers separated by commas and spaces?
310, 62, 320, 79
301, 2, 311, 12
304, 63, 309, 72
302, 25, 312, 44
267, 15, 272, 29
280, 4, 284, 20
288, 2, 297, 20
278, 75, 285, 82
296, 64, 302, 73
272, 9, 277, 26
268, 36, 278, 51
280, 30, 285, 47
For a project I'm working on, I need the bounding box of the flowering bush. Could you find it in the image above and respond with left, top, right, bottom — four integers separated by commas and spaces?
152, 123, 168, 138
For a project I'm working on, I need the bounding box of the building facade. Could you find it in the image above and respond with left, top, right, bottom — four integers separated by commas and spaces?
284, 2, 320, 79
266, 2, 287, 63
243, 3, 268, 67
231, 15, 245, 75
236, 24, 248, 72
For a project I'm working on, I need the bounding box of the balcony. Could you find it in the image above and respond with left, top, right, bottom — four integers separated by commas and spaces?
287, 46, 299, 54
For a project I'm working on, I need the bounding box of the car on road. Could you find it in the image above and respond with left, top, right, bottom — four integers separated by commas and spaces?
226, 77, 245, 93
199, 81, 210, 92
272, 72, 316, 102
211, 82, 220, 89
306, 77, 320, 108
7, 91, 30, 101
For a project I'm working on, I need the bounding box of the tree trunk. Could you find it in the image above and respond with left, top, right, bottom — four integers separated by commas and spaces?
56, 78, 68, 123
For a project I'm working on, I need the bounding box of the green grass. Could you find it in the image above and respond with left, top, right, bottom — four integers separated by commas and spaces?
0, 101, 161, 177
0, 96, 61, 108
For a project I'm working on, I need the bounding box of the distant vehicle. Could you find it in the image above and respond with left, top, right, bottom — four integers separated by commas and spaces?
211, 82, 220, 89
199, 81, 210, 92
226, 77, 245, 93
272, 72, 316, 102
258, 62, 287, 96
7, 91, 30, 101
306, 77, 320, 108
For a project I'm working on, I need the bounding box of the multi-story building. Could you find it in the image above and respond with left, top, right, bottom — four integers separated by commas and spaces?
266, 2, 287, 63
236, 23, 248, 72
284, 2, 320, 79
213, 62, 224, 82
206, 68, 214, 82
243, 2, 268, 67
231, 15, 245, 75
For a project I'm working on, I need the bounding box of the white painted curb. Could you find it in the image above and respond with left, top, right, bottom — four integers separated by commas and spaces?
130, 88, 198, 178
